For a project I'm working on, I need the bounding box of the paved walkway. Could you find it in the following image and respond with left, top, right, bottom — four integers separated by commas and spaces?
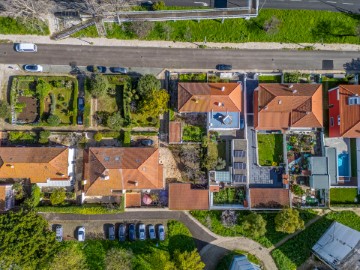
1, 34, 360, 51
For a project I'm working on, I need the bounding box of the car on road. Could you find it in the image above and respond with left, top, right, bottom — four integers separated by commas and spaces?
78, 97, 85, 112
129, 224, 136, 241
15, 43, 37, 52
108, 224, 115, 240
119, 224, 126, 242
140, 139, 154, 146
55, 225, 63, 242
77, 114, 83, 125
110, 67, 128, 74
87, 65, 107, 73
138, 223, 146, 240
23, 64, 43, 72
158, 224, 165, 241
77, 227, 85, 241
148, 225, 156, 240
216, 64, 232, 71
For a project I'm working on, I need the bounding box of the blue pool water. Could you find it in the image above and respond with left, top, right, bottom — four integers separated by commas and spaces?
338, 153, 349, 176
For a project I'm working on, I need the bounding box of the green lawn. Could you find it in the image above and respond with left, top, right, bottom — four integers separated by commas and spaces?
103, 9, 360, 44
258, 75, 282, 83
54, 220, 196, 269
190, 210, 317, 248
0, 17, 49, 35
272, 211, 360, 270
330, 188, 359, 204
71, 25, 99, 38
182, 124, 206, 142
257, 134, 283, 166
213, 188, 245, 205
217, 250, 262, 270
217, 141, 227, 165
179, 73, 207, 82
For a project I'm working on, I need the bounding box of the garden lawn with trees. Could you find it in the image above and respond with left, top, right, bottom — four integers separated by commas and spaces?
257, 134, 283, 166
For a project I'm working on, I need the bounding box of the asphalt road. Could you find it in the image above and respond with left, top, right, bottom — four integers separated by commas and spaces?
162, 0, 360, 11
1, 44, 359, 71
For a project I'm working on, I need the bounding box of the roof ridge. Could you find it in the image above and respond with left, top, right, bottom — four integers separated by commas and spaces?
178, 83, 195, 112
137, 149, 159, 187
258, 85, 276, 110
48, 148, 68, 174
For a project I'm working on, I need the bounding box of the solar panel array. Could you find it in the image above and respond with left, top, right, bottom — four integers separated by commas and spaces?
234, 162, 246, 170
233, 150, 246, 158
233, 174, 246, 183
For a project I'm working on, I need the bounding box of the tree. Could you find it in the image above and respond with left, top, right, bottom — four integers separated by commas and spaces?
275, 208, 305, 233
48, 244, 88, 270
173, 250, 205, 270
105, 248, 133, 270
47, 114, 61, 126
39, 130, 51, 144
94, 132, 103, 142
128, 21, 154, 39
137, 74, 161, 97
139, 89, 169, 118
36, 79, 51, 99
90, 74, 109, 98
0, 100, 10, 119
203, 141, 218, 170
50, 188, 66, 206
152, 0, 166, 10
291, 184, 305, 196
24, 184, 42, 208
0, 210, 59, 269
12, 182, 25, 200
221, 210, 238, 227
242, 212, 267, 238
215, 157, 226, 170
107, 112, 123, 130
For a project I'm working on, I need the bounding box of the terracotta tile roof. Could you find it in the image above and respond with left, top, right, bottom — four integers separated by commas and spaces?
168, 183, 209, 210
337, 85, 360, 137
169, 122, 182, 143
83, 147, 164, 196
254, 84, 323, 130
209, 185, 220, 192
0, 185, 7, 211
0, 147, 69, 183
250, 188, 290, 208
178, 83, 242, 113
125, 193, 141, 207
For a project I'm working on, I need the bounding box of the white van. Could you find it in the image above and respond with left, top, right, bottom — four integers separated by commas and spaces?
15, 43, 37, 52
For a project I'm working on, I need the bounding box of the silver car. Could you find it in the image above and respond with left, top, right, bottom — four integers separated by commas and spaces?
148, 225, 156, 240
108, 225, 115, 240
158, 225, 165, 241
77, 227, 85, 242
55, 225, 63, 242
138, 223, 146, 241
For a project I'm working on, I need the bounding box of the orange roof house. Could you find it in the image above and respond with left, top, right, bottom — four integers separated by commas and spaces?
178, 83, 242, 113
83, 147, 164, 197
254, 84, 323, 131
168, 183, 209, 210
250, 188, 290, 208
0, 147, 69, 183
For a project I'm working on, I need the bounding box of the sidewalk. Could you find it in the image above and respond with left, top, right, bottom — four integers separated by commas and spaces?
1, 34, 360, 51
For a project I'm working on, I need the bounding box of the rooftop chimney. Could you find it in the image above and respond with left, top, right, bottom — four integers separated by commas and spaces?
289, 84, 294, 89
292, 89, 298, 94
134, 181, 138, 187
278, 100, 282, 105
221, 86, 225, 91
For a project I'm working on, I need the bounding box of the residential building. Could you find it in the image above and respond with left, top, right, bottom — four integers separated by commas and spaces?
168, 183, 209, 210
229, 255, 261, 270
82, 147, 164, 206
0, 184, 14, 211
0, 147, 72, 187
254, 83, 323, 132
249, 188, 290, 209
328, 85, 360, 138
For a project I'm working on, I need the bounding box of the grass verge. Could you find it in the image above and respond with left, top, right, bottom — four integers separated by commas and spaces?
37, 202, 125, 215
0, 17, 49, 35
258, 74, 282, 83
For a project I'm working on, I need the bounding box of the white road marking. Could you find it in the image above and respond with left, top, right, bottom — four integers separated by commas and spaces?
194, 1, 208, 6
326, 1, 337, 3
342, 2, 354, 5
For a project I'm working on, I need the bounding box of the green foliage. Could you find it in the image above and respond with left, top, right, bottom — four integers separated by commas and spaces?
213, 188, 245, 205
215, 157, 226, 170
71, 25, 99, 38
107, 112, 124, 130
47, 114, 61, 126
104, 248, 133, 270
122, 131, 131, 146
12, 182, 25, 200
90, 74, 109, 98
36, 79, 51, 99
24, 184, 42, 208
203, 140, 219, 170
48, 243, 88, 270
0, 100, 10, 118
275, 208, 305, 233
94, 132, 103, 142
8, 131, 37, 144
290, 184, 305, 196
258, 75, 282, 83
242, 212, 267, 238
182, 125, 205, 142
0, 17, 49, 35
330, 188, 359, 204
178, 73, 207, 82
131, 131, 158, 136
152, 0, 166, 10
173, 249, 205, 270
283, 72, 311, 83
14, 102, 26, 113
257, 134, 283, 166
139, 89, 169, 118
0, 210, 59, 269
137, 74, 161, 98
39, 130, 51, 144
36, 204, 125, 214
50, 188, 66, 206
167, 220, 195, 255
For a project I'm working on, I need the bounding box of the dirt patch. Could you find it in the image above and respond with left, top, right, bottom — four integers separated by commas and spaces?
17, 96, 38, 123
159, 147, 182, 182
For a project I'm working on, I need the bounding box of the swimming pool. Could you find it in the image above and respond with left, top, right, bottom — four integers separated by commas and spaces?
338, 153, 349, 176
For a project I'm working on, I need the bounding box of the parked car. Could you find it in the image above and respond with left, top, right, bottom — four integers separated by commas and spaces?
129, 224, 136, 241
78, 97, 85, 112
23, 64, 43, 72
77, 114, 83, 125
87, 65, 107, 73
15, 43, 37, 52
55, 225, 63, 242
77, 227, 85, 241
158, 224, 165, 241
110, 67, 128, 74
148, 225, 156, 240
216, 64, 232, 71
140, 139, 154, 146
119, 224, 126, 242
138, 223, 146, 241
108, 224, 115, 240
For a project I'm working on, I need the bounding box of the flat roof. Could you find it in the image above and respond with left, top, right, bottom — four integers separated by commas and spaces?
310, 157, 328, 175
209, 111, 240, 129
325, 147, 338, 185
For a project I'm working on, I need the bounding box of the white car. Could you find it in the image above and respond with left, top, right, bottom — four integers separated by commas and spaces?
77, 227, 85, 241
138, 224, 146, 241
148, 225, 156, 240
23, 64, 43, 72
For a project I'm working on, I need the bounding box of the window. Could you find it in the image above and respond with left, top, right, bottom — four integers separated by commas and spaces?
330, 117, 334, 127
338, 115, 340, 126
348, 96, 360, 105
